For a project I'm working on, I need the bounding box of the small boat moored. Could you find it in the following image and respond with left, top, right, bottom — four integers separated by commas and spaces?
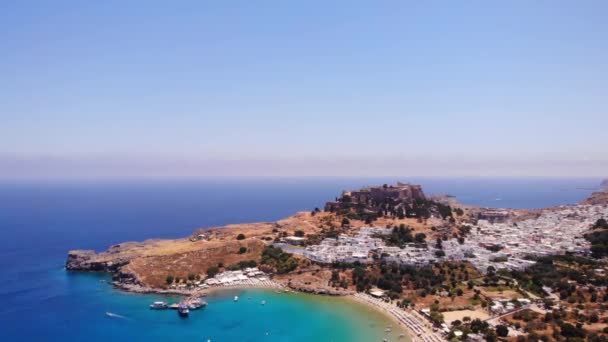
234, 296, 239, 302
177, 304, 189, 317
186, 298, 207, 310
149, 301, 169, 310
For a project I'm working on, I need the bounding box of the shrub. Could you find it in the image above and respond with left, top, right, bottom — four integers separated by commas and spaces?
206, 266, 220, 278
496, 325, 509, 337
261, 245, 299, 274
414, 233, 426, 243
236, 233, 246, 240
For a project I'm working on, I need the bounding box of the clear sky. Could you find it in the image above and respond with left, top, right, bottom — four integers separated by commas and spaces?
1, 1, 607, 178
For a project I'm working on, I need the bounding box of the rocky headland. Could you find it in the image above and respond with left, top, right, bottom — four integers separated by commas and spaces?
66, 183, 608, 296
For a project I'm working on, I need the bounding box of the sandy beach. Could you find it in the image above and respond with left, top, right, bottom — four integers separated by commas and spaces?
350, 293, 447, 342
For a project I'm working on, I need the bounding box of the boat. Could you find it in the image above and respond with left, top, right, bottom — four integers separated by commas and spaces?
261, 300, 266, 305
177, 304, 189, 317
149, 301, 169, 310
234, 296, 239, 302
187, 299, 208, 310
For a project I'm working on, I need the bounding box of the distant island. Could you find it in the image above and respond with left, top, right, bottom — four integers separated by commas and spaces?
67, 182, 608, 341
602, 179, 608, 188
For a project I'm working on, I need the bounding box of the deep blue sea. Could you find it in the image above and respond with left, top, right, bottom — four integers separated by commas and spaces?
0, 177, 602, 341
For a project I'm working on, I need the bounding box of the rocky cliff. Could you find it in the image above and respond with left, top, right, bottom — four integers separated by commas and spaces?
66, 250, 130, 272
65, 216, 326, 290
581, 189, 608, 206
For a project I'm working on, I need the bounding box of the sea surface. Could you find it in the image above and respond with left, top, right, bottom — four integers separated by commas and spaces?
0, 177, 602, 341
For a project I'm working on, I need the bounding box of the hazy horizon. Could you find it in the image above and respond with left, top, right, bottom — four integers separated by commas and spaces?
2, 1, 607, 179
1, 156, 607, 180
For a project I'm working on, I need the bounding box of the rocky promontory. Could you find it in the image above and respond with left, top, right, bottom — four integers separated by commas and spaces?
63, 182, 492, 294
70, 181, 605, 294
581, 188, 608, 206
66, 249, 129, 272
65, 183, 464, 293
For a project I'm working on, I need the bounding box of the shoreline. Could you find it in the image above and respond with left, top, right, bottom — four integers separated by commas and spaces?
111, 277, 287, 298
110, 276, 443, 342
349, 293, 446, 342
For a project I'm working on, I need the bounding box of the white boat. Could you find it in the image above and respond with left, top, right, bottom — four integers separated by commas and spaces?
177, 304, 189, 317
234, 296, 239, 302
149, 301, 169, 310
187, 299, 207, 310
261, 300, 266, 305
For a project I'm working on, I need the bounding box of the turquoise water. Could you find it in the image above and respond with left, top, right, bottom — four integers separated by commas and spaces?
12, 270, 402, 341
0, 178, 601, 341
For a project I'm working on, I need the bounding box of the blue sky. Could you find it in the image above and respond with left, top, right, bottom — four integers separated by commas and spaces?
1, 1, 607, 178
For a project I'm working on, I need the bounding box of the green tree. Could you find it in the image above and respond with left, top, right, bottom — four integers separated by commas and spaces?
165, 275, 174, 284
236, 233, 246, 240
559, 322, 586, 338
414, 233, 426, 243
485, 329, 497, 342
429, 310, 444, 324
496, 325, 509, 337
589, 313, 599, 323
238, 246, 247, 254
206, 266, 220, 278
593, 218, 608, 229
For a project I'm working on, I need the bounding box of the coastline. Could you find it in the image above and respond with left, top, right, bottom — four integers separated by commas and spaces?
349, 293, 445, 342
61, 183, 608, 342
110, 277, 421, 341
112, 277, 287, 297
110, 276, 428, 341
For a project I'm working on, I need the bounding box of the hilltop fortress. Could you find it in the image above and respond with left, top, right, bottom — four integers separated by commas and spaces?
325, 182, 425, 212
